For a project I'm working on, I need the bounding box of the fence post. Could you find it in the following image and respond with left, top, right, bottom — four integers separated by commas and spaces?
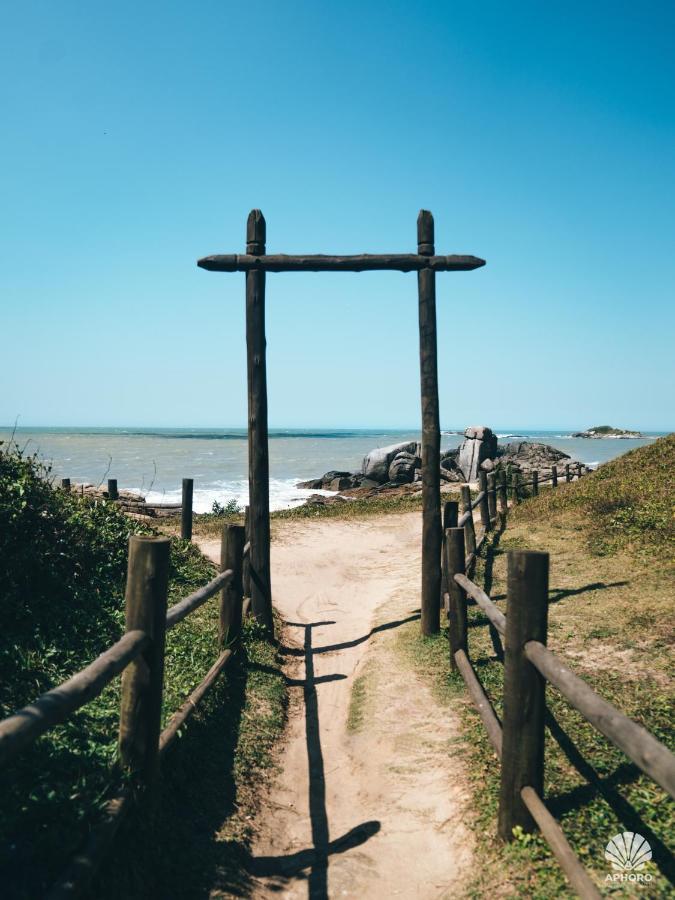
460, 485, 476, 564
478, 471, 491, 531
243, 506, 251, 599
118, 536, 170, 794
61, 478, 71, 492
220, 524, 245, 647
181, 478, 194, 541
498, 469, 508, 515
487, 472, 497, 522
565, 464, 571, 483
445, 528, 467, 671
512, 469, 521, 504
443, 500, 459, 530
576, 463, 583, 479
107, 479, 118, 500
532, 470, 539, 497
551, 465, 557, 488
498, 550, 549, 839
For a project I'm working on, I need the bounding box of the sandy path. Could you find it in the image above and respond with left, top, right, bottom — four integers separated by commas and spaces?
199, 512, 473, 899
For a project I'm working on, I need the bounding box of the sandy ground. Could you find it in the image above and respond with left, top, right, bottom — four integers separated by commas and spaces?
199, 512, 473, 899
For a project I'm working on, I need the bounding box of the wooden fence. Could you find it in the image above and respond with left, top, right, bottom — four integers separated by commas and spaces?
0, 525, 250, 899
441, 466, 675, 898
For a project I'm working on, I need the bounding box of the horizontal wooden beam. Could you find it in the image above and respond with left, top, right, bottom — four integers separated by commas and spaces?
197, 252, 485, 273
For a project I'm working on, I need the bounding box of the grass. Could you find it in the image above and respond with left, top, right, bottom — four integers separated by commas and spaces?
0, 445, 287, 898
393, 435, 675, 897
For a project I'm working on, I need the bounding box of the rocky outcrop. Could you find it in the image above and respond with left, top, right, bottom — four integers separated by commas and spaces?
572, 426, 642, 439
388, 451, 419, 484
501, 441, 572, 473
66, 483, 178, 517
362, 441, 418, 482
457, 426, 498, 481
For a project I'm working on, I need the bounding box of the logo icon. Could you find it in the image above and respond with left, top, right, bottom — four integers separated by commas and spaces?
605, 832, 652, 872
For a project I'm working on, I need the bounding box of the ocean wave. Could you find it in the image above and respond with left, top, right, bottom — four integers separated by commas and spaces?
145, 478, 335, 513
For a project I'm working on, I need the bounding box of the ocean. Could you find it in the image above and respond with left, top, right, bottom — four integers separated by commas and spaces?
0, 427, 665, 513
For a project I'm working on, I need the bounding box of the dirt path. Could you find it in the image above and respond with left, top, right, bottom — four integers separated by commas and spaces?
199, 512, 473, 899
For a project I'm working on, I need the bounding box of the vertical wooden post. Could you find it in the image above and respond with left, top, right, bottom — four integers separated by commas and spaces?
107, 478, 118, 500
246, 210, 273, 636
243, 506, 251, 599
551, 465, 558, 488
220, 524, 245, 647
460, 485, 476, 563
118, 536, 170, 793
532, 470, 539, 497
565, 463, 571, 483
576, 463, 583, 479
181, 478, 194, 541
443, 500, 459, 530
61, 477, 71, 492
498, 550, 549, 839
498, 469, 508, 514
445, 528, 467, 671
478, 471, 491, 530
487, 472, 497, 522
512, 469, 521, 504
417, 209, 441, 636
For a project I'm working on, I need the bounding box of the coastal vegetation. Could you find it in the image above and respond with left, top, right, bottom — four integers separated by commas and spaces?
572, 425, 643, 439
0, 443, 286, 898
396, 435, 674, 896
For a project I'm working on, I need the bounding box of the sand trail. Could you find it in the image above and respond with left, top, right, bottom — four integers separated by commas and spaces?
200, 512, 473, 899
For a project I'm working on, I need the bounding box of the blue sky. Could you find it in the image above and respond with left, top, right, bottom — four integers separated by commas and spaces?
1, 1, 673, 430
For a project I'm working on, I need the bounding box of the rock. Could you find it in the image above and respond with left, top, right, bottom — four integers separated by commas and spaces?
502, 441, 572, 473
457, 426, 498, 481
388, 451, 418, 484
572, 425, 642, 439
480, 458, 495, 472
297, 470, 353, 490
296, 477, 325, 490
440, 456, 465, 482
328, 475, 360, 491
361, 441, 418, 483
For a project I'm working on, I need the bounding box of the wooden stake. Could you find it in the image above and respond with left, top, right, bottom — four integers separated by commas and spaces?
498, 469, 508, 514
551, 465, 558, 488
445, 528, 467, 671
498, 550, 549, 838
243, 505, 251, 599
512, 469, 521, 504
532, 470, 539, 497
443, 500, 459, 530
565, 464, 571, 483
246, 210, 273, 637
478, 471, 491, 530
107, 479, 118, 501
61, 478, 71, 492
460, 485, 476, 562
181, 478, 194, 541
417, 210, 441, 636
487, 472, 497, 522
118, 536, 170, 793
220, 524, 245, 647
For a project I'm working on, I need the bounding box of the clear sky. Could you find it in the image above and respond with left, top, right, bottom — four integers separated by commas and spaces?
1, 1, 673, 431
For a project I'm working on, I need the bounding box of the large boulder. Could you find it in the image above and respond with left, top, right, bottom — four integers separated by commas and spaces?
457, 426, 498, 481
362, 441, 417, 483
502, 441, 571, 472
388, 451, 418, 484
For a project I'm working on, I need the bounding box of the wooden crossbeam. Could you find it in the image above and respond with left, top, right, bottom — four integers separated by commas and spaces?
197, 253, 485, 273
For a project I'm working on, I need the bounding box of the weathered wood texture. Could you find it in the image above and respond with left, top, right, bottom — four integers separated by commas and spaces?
512, 469, 521, 503
454, 573, 506, 635
443, 500, 459, 529
165, 570, 233, 631
61, 477, 71, 492
118, 536, 170, 791
454, 648, 503, 757
460, 485, 477, 563
220, 524, 245, 647
243, 506, 251, 598
551, 465, 558, 488
445, 528, 467, 670
417, 210, 442, 636
525, 640, 675, 799
246, 211, 273, 636
0, 631, 148, 767
565, 464, 571, 483
181, 478, 193, 540
198, 253, 485, 273
107, 479, 118, 500
532, 470, 539, 496
478, 471, 491, 530
498, 550, 549, 838
487, 472, 497, 521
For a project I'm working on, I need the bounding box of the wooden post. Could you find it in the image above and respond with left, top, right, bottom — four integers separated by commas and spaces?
498, 550, 549, 839
181, 478, 194, 541
512, 469, 521, 504
445, 528, 467, 671
532, 470, 539, 497
107, 478, 118, 500
498, 469, 508, 514
243, 506, 251, 599
478, 471, 491, 531
245, 210, 273, 636
487, 472, 497, 522
565, 464, 571, 483
61, 478, 71, 492
460, 485, 476, 562
417, 210, 442, 636
551, 465, 558, 488
576, 463, 583, 479
118, 536, 170, 793
443, 500, 459, 530
220, 524, 245, 647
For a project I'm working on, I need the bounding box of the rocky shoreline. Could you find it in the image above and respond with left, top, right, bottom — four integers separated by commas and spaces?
297, 426, 587, 506
572, 425, 642, 439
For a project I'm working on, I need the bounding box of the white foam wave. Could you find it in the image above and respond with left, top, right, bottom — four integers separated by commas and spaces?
145, 478, 335, 513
